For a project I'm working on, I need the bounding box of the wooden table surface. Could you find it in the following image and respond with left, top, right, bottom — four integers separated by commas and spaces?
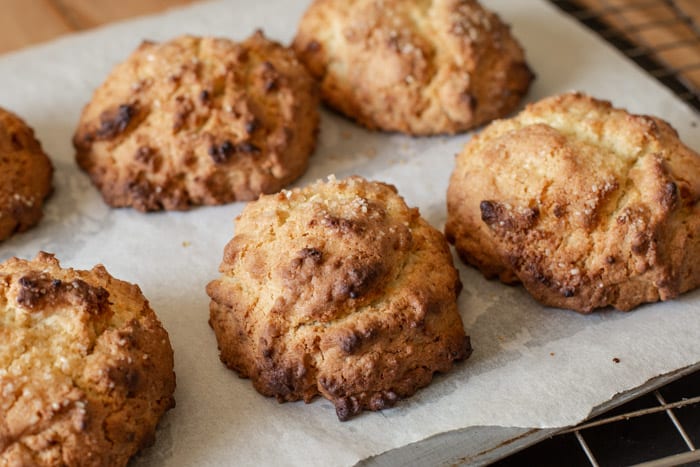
0, 0, 198, 54
0, 0, 698, 95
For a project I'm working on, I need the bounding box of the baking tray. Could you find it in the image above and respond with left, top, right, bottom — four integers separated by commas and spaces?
0, 1, 698, 465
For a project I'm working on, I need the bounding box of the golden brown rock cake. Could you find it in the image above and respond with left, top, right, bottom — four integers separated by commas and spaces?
293, 0, 534, 135
74, 32, 319, 211
0, 108, 53, 241
207, 176, 471, 420
446, 92, 700, 313
0, 253, 176, 466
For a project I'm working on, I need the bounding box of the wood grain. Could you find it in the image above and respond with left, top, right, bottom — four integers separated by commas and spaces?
50, 0, 198, 30
0, 0, 73, 54
0, 0, 198, 54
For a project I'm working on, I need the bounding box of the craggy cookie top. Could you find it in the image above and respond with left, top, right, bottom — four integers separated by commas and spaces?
74, 32, 319, 211
0, 108, 53, 241
446, 92, 700, 312
208, 176, 470, 420
0, 253, 175, 466
294, 0, 533, 135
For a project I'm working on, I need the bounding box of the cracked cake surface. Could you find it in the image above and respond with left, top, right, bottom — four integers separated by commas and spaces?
74, 32, 319, 211
207, 176, 470, 420
0, 253, 175, 466
293, 0, 533, 135
446, 92, 700, 313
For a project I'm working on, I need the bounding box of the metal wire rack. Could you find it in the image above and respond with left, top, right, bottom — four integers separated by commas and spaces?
550, 0, 700, 112
494, 368, 700, 466
493, 1, 700, 465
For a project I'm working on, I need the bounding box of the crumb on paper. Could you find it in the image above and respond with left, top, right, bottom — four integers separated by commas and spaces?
364, 147, 377, 158
182, 241, 191, 247
550, 352, 555, 357
341, 130, 352, 140
613, 357, 620, 364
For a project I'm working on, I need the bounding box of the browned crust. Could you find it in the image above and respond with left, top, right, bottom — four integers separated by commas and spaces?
293, 0, 534, 135
74, 32, 320, 212
446, 92, 700, 313
0, 108, 53, 241
207, 176, 470, 420
0, 252, 176, 466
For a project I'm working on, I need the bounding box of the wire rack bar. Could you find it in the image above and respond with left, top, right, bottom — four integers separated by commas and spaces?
569, 1, 661, 20
559, 394, 700, 434
653, 390, 696, 451
630, 449, 700, 467
575, 430, 600, 467
625, 37, 700, 58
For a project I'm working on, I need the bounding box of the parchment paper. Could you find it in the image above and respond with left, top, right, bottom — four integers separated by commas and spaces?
1, 1, 699, 465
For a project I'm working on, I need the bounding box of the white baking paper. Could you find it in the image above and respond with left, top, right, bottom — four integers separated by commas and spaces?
0, 0, 698, 465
